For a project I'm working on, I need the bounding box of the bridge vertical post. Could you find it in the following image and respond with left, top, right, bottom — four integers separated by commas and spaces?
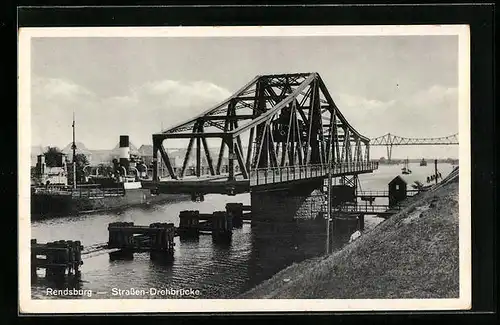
152, 136, 159, 181
196, 135, 201, 177
386, 143, 393, 162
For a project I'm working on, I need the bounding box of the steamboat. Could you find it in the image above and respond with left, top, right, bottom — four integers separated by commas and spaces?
31, 119, 189, 220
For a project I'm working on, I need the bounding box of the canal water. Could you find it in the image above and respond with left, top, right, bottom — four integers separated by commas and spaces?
30, 162, 456, 299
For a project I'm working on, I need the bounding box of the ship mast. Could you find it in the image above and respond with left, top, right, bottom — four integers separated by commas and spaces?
71, 112, 77, 189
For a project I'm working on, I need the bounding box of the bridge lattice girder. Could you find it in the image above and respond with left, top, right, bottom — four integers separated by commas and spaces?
152, 72, 371, 181
369, 133, 459, 146
369, 133, 458, 161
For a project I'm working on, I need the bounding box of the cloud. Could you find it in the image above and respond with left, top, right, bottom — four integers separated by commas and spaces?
332, 85, 458, 139
30, 77, 232, 149
29, 76, 458, 160
335, 93, 395, 112
328, 85, 459, 159
32, 77, 94, 103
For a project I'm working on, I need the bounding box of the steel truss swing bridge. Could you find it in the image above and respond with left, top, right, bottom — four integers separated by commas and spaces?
369, 133, 459, 161
147, 73, 378, 196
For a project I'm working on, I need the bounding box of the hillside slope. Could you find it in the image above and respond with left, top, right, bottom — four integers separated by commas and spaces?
240, 173, 460, 299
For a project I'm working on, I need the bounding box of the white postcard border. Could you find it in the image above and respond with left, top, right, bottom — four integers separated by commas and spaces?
18, 24, 471, 314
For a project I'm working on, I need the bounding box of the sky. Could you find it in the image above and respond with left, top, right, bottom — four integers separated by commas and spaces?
29, 34, 460, 159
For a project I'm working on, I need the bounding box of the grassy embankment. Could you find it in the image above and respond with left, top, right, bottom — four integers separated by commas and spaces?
240, 171, 460, 299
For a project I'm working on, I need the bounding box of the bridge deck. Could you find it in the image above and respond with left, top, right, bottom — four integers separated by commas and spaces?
143, 162, 378, 195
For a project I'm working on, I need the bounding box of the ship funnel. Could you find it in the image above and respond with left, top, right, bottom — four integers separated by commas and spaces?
119, 135, 130, 174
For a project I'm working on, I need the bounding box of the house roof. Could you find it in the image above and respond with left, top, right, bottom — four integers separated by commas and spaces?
112, 141, 140, 154
138, 145, 153, 156
389, 175, 409, 185
62, 142, 93, 155
31, 145, 47, 156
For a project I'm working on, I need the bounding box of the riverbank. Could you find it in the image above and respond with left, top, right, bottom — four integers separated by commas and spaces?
240, 174, 459, 299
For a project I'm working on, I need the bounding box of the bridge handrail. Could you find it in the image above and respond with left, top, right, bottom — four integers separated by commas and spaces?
249, 161, 378, 186
251, 161, 378, 173
333, 203, 402, 213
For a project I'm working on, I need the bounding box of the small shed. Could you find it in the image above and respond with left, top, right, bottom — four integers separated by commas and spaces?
388, 175, 408, 207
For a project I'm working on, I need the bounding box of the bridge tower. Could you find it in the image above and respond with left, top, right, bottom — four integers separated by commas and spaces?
150, 72, 377, 221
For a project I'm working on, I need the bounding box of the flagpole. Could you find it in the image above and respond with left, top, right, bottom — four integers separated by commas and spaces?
72, 112, 77, 189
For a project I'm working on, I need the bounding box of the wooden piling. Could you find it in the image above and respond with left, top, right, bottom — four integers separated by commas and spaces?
212, 211, 232, 240
149, 222, 175, 253
178, 210, 200, 238
31, 239, 37, 277
107, 221, 175, 259
226, 203, 244, 228
31, 239, 84, 278
108, 222, 135, 248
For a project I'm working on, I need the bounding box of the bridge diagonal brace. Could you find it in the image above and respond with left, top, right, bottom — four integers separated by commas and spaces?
245, 127, 255, 172
157, 143, 177, 180
201, 135, 215, 176
216, 109, 231, 174
232, 112, 249, 178
181, 136, 195, 178
294, 105, 305, 165
234, 139, 248, 179
267, 123, 279, 167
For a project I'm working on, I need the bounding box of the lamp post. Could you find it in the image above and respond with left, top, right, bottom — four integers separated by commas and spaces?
434, 159, 438, 184
325, 128, 335, 255
326, 161, 332, 254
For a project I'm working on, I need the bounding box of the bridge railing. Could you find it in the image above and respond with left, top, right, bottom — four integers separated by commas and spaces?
356, 189, 421, 197
333, 203, 401, 213
250, 161, 378, 186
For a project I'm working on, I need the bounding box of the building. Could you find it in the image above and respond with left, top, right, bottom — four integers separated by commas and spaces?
138, 145, 154, 166
33, 152, 69, 186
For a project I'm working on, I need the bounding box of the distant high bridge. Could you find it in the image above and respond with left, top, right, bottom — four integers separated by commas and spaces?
369, 133, 459, 161
144, 72, 378, 213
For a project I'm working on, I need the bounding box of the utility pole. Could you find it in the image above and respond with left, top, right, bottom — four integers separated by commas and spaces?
71, 112, 77, 189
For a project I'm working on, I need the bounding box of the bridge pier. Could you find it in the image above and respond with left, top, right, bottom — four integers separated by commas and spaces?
250, 180, 324, 223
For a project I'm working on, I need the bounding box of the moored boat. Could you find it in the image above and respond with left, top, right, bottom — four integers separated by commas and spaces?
30, 119, 190, 220
401, 157, 412, 175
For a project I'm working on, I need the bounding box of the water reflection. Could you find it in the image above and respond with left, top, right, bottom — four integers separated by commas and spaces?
246, 219, 331, 292
32, 272, 86, 299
